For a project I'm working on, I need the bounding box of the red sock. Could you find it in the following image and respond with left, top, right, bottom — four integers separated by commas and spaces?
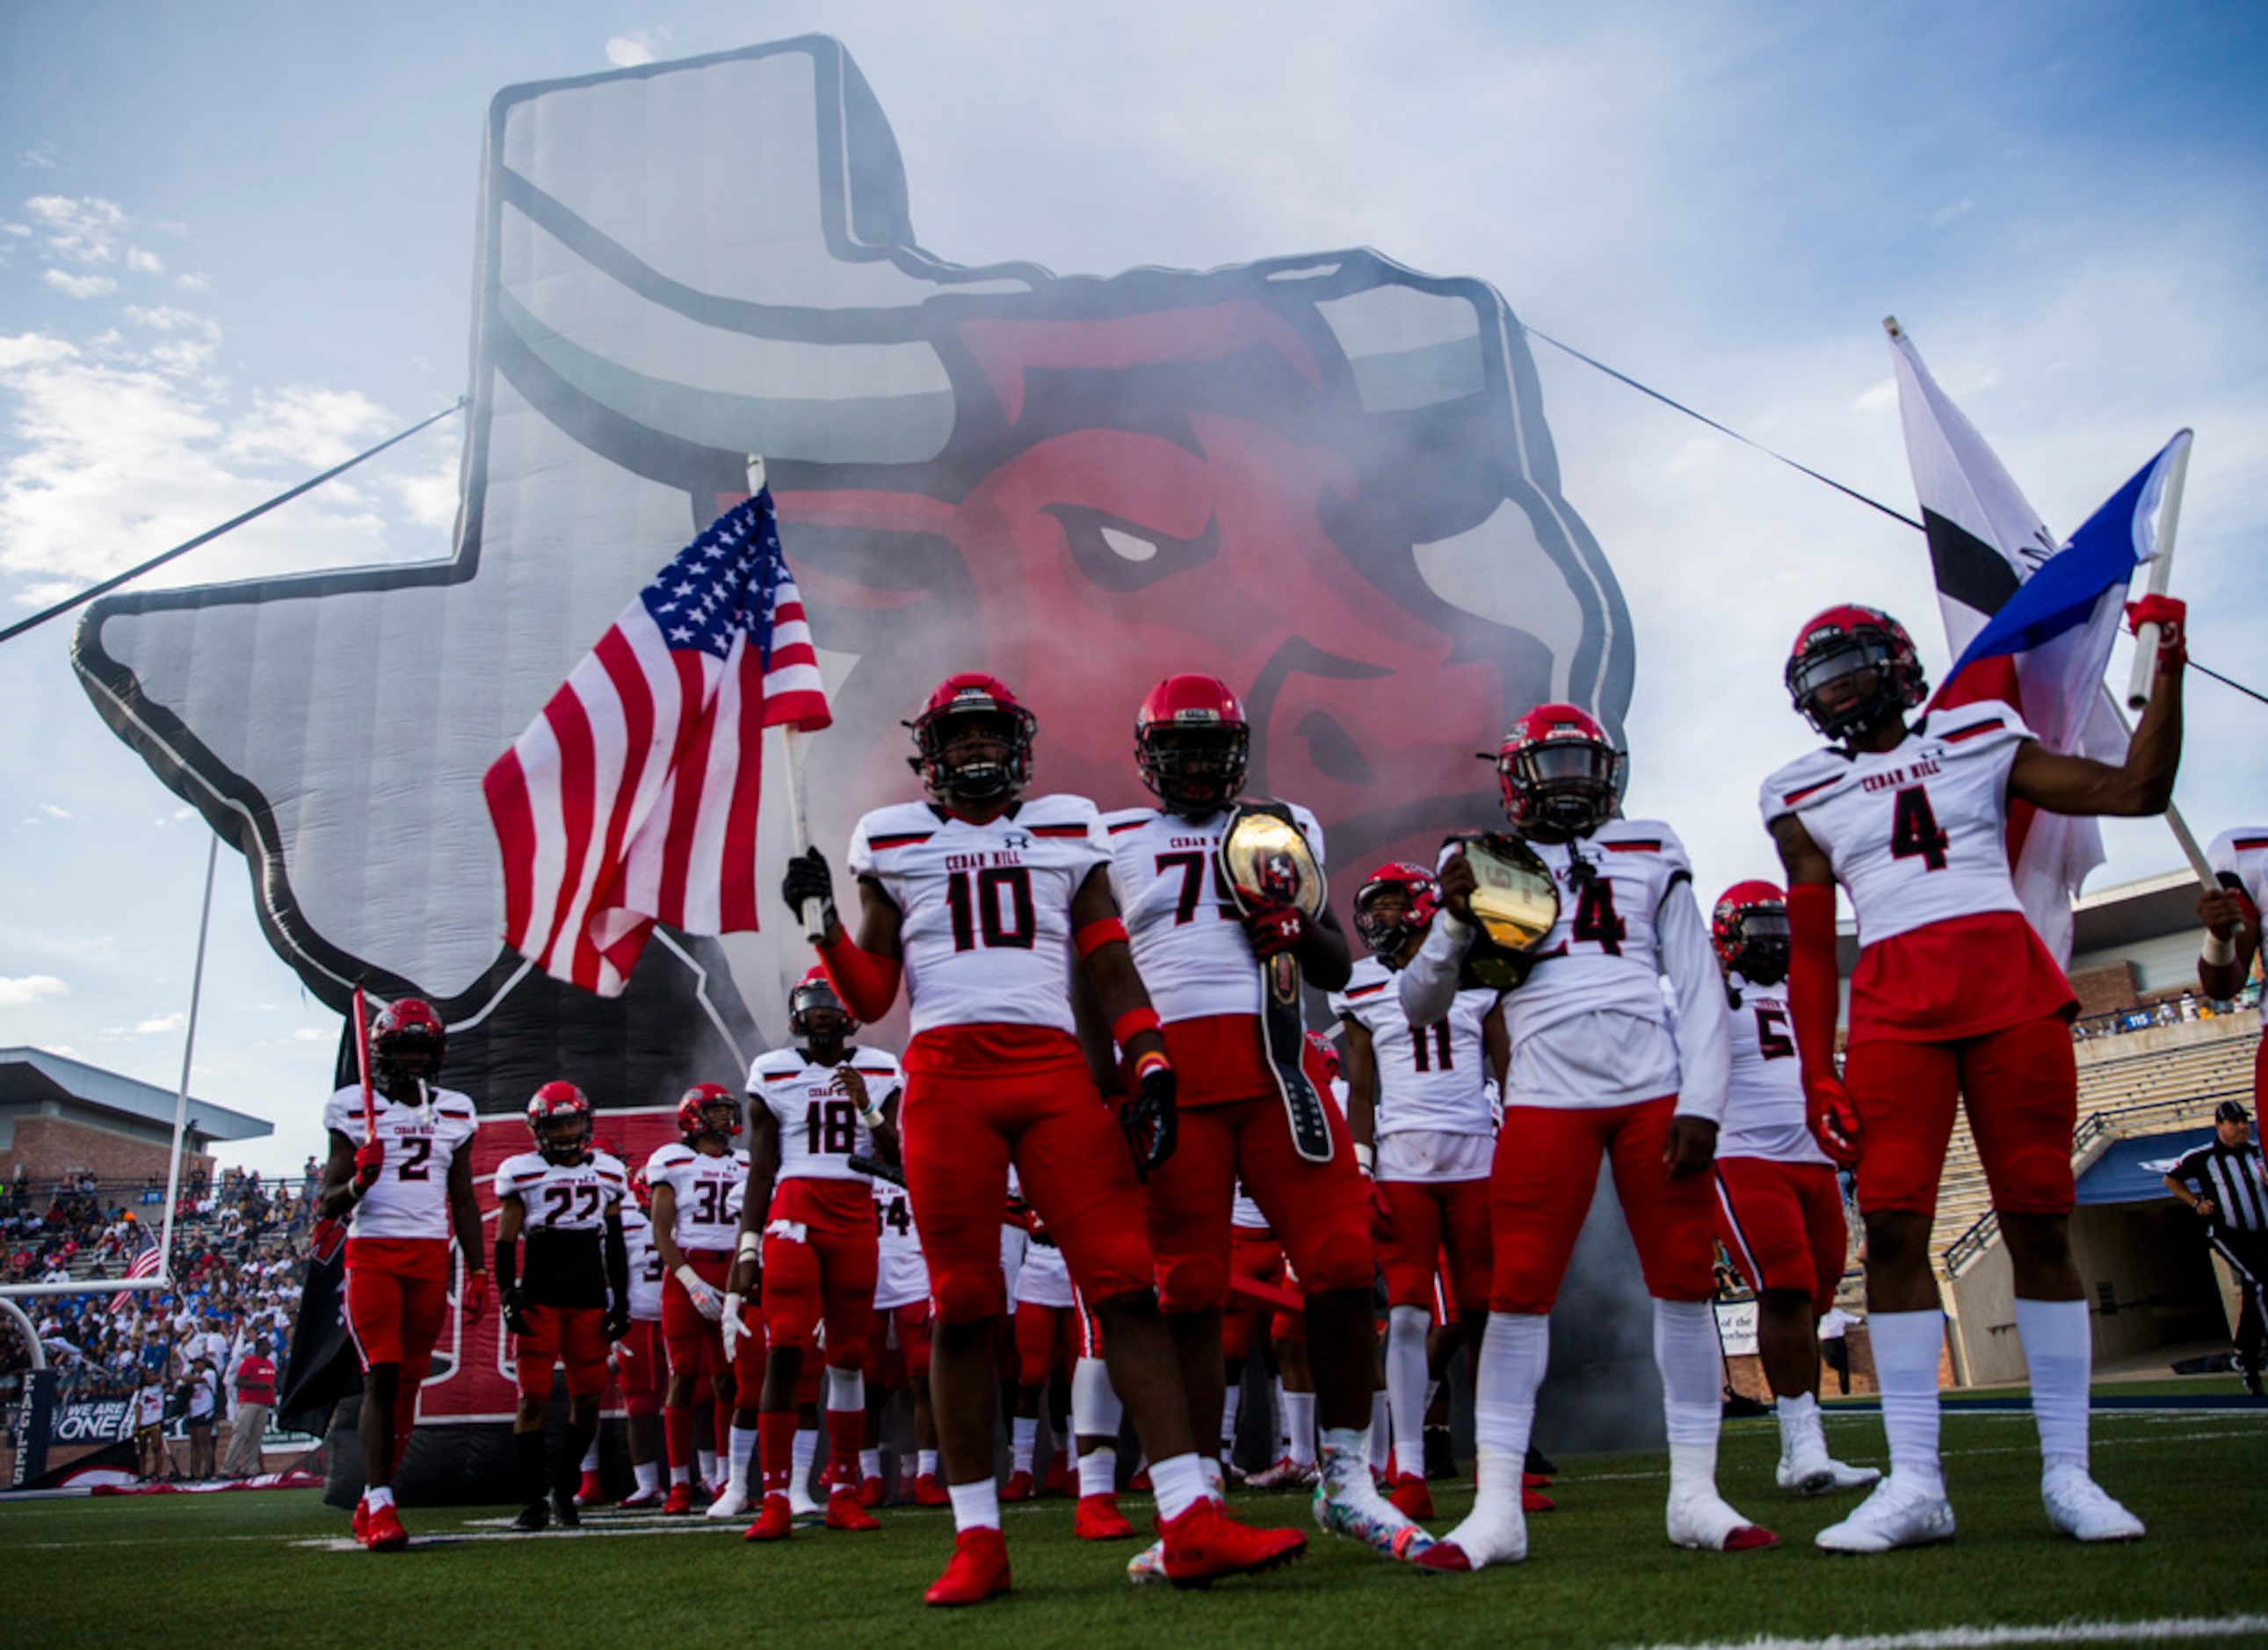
663, 1405, 692, 1470
759, 1411, 799, 1497
826, 1405, 863, 1488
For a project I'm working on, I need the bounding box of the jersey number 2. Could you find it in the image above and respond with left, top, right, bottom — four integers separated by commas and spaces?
946, 866, 1036, 952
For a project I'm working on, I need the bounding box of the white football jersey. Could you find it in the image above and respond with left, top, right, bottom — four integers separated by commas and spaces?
1331, 958, 1497, 1138
1760, 700, 2031, 949
621, 1205, 663, 1321
872, 1177, 928, 1313
1104, 802, 1325, 1023
1717, 980, 1830, 1165
1230, 1181, 1268, 1232
644, 1140, 750, 1251
850, 795, 1111, 1038
747, 1046, 903, 1183
2206, 828, 2268, 1023
492, 1149, 627, 1231
321, 1085, 478, 1241
1014, 1232, 1076, 1310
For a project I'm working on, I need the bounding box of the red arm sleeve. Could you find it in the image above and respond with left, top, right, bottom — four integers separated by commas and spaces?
1786, 881, 1841, 1079
818, 932, 902, 1026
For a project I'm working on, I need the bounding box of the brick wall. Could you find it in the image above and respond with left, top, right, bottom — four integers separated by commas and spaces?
2070, 961, 2141, 1019
0, 1114, 212, 1191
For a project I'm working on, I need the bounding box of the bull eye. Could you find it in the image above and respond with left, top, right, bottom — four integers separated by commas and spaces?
1293, 709, 1377, 785
1043, 504, 1219, 594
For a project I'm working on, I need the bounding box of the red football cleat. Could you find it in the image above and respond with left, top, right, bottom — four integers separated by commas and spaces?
576, 1471, 605, 1508
1722, 1523, 1779, 1551
661, 1481, 695, 1516
619, 1486, 663, 1509
924, 1526, 1012, 1607
743, 1494, 793, 1542
826, 1488, 881, 1532
1074, 1492, 1136, 1540
1524, 1487, 1556, 1514
859, 1473, 887, 1509
1043, 1451, 1070, 1497
1127, 1464, 1153, 1492
1156, 1497, 1307, 1588
363, 1502, 409, 1552
1388, 1474, 1435, 1521
914, 1473, 950, 1508
351, 1498, 369, 1546
1412, 1539, 1474, 1572
1001, 1469, 1034, 1502
1523, 1471, 1551, 1489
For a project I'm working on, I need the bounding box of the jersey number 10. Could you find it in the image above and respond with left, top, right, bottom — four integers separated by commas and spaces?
946, 867, 1037, 952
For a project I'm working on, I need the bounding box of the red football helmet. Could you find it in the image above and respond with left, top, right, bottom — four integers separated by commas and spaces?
677, 1082, 743, 1141
1785, 604, 1927, 739
1302, 1030, 1342, 1084
370, 996, 446, 1082
788, 966, 855, 1040
629, 1167, 653, 1212
1493, 703, 1627, 837
525, 1081, 594, 1164
1711, 879, 1791, 986
908, 673, 1038, 805
1134, 674, 1250, 816
1352, 862, 1440, 959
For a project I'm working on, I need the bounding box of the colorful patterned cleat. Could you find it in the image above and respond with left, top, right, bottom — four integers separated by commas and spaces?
1314, 1479, 1437, 1561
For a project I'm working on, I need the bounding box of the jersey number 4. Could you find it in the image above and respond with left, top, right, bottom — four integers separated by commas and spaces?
946, 866, 1036, 952
1890, 785, 1950, 872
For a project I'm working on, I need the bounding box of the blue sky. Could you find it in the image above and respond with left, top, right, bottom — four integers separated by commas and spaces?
3, 2, 2263, 1176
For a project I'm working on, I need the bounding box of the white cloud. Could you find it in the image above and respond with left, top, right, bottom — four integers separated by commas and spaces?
39, 803, 70, 820
1929, 198, 1976, 228
225, 385, 390, 469
392, 449, 461, 529
131, 1012, 187, 1036
25, 194, 126, 264
291, 1027, 328, 1042
0, 332, 76, 370
43, 269, 117, 299
175, 271, 210, 293
126, 246, 164, 274
604, 30, 666, 67
19, 144, 60, 170
0, 974, 69, 1005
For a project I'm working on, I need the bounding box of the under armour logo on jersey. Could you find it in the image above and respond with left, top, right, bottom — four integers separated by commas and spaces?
1001, 831, 1033, 851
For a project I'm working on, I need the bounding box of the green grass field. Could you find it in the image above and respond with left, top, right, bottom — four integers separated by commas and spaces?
8, 1407, 2265, 1649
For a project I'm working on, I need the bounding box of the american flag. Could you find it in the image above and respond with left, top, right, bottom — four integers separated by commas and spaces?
112, 1238, 163, 1312
483, 488, 832, 995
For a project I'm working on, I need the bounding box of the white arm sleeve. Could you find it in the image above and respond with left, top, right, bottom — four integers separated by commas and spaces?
1395, 912, 1474, 1028
1658, 883, 1730, 1125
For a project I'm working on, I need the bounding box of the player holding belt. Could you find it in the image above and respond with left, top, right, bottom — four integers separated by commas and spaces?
317, 998, 486, 1552
729, 969, 902, 1540
1105, 674, 1431, 1562
493, 1082, 630, 1531
781, 672, 1308, 1606
1765, 600, 2184, 1550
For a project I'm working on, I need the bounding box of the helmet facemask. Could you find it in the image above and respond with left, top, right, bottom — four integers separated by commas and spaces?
914, 706, 1034, 807
1137, 723, 1250, 816
1497, 738, 1627, 838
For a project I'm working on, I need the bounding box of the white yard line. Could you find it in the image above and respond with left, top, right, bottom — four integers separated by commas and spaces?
1621, 1617, 2268, 1650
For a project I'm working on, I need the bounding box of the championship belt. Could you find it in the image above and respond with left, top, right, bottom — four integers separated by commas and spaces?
1218, 802, 1334, 1163
1458, 832, 1561, 990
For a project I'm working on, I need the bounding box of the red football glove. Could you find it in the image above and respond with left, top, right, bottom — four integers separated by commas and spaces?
1368, 1175, 1396, 1243
351, 1139, 384, 1193
2125, 594, 2187, 670
1805, 1073, 1863, 1169
1236, 893, 1306, 960
460, 1270, 490, 1325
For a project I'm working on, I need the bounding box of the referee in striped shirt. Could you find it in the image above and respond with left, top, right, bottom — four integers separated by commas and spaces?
2163, 1099, 2268, 1396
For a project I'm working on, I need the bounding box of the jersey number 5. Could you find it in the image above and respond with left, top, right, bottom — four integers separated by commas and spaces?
1890, 785, 1950, 872
1754, 1005, 1795, 1060
946, 866, 1036, 952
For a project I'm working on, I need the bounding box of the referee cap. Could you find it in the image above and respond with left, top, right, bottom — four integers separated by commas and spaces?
2215, 1099, 2251, 1125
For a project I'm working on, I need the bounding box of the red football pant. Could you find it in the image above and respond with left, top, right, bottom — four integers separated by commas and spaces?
1222, 1228, 1286, 1361
615, 1318, 665, 1418
1139, 1088, 1373, 1314
513, 1303, 611, 1400
760, 1179, 878, 1366
1014, 1299, 1081, 1386
729, 1297, 771, 1394
660, 1252, 734, 1378
1489, 1096, 1714, 1313
1713, 1156, 1847, 1313
865, 1301, 933, 1389
1843, 1014, 2077, 1219
899, 1034, 1156, 1323
1377, 1176, 1491, 1315
344, 1237, 450, 1373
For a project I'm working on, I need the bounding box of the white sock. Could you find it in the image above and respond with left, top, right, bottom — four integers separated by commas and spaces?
695, 1447, 717, 1487
1368, 1391, 1390, 1471
365, 1484, 395, 1511
1071, 1356, 1122, 1444
792, 1428, 817, 1490
1221, 1385, 1243, 1462
1284, 1392, 1316, 1468
727, 1424, 757, 1491
1387, 1304, 1430, 1476
917, 1448, 939, 1478
1200, 1454, 1225, 1499
2013, 1297, 2091, 1473
1654, 1299, 1724, 1499
899, 1451, 917, 1484
1473, 1313, 1547, 1464
1777, 1389, 1822, 1458
1078, 1446, 1118, 1498
1148, 1451, 1210, 1522
948, 1478, 1000, 1531
1869, 1308, 1947, 1496
1012, 1415, 1039, 1475
859, 1447, 881, 1482
826, 1366, 865, 1412
579, 1437, 600, 1472
669, 1462, 690, 1487
634, 1459, 661, 1494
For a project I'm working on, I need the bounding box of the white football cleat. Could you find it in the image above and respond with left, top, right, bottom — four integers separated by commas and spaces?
1815, 1478, 1956, 1552
786, 1482, 822, 1518
1429, 1503, 1527, 1570
704, 1483, 749, 1521
1777, 1447, 1882, 1496
1125, 1537, 1166, 1584
1666, 1488, 1778, 1551
2041, 1465, 2144, 1543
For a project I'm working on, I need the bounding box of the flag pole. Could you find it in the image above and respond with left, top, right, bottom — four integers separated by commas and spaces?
2097, 685, 2214, 892
155, 835, 220, 1287
750, 453, 828, 944
2125, 431, 2192, 710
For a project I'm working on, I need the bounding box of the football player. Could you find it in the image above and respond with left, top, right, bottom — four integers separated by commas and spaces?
729, 970, 902, 1539
1005, 1207, 1077, 1502
611, 1166, 670, 1508
1706, 882, 1879, 1498
1401, 705, 1766, 1570
645, 1084, 750, 1514
1333, 861, 1505, 1521
1765, 600, 2183, 1550
866, 1160, 945, 1506
317, 997, 485, 1552
494, 1083, 630, 1530
781, 672, 1307, 1605
2198, 827, 2264, 1111
1105, 675, 1431, 1564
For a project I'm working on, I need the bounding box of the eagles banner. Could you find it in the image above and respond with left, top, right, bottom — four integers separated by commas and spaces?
72, 39, 1634, 1451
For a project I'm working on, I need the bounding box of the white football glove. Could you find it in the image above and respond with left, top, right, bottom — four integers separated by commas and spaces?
675, 1264, 725, 1322
720, 1292, 745, 1362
